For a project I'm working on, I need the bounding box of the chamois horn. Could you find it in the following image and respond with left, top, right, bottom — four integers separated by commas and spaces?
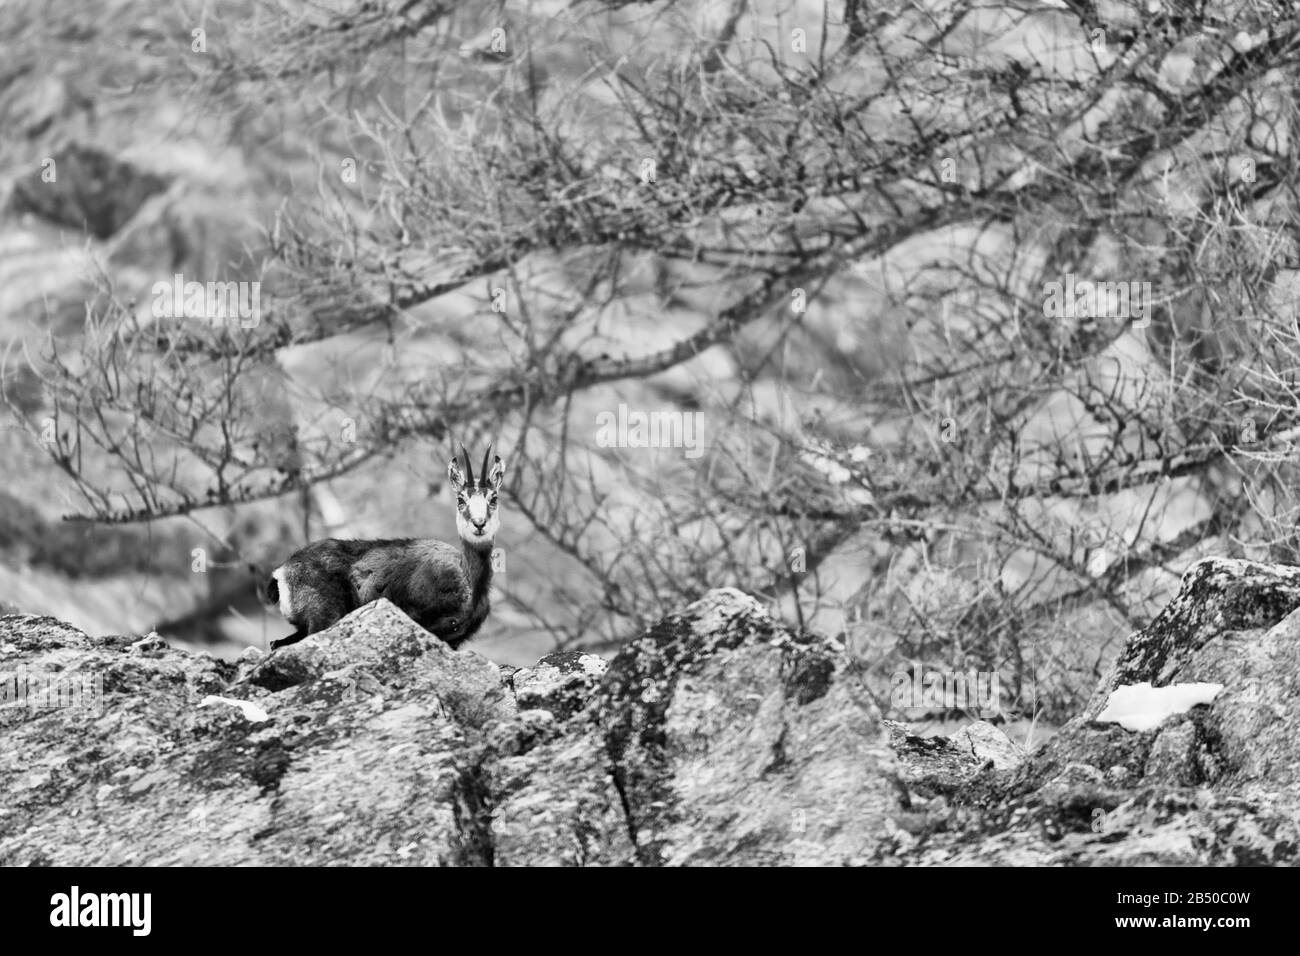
460, 443, 474, 486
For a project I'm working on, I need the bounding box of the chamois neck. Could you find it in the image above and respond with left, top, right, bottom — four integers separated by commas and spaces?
460, 537, 495, 601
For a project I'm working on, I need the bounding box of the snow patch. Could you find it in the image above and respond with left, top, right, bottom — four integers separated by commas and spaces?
1095, 681, 1223, 732
200, 695, 269, 723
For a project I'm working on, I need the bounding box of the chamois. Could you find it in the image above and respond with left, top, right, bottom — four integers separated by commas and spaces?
265, 445, 504, 650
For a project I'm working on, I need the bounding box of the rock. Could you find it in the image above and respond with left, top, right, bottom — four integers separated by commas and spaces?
0, 591, 904, 866
7, 143, 169, 239
488, 722, 633, 866
3, 559, 1299, 865
0, 69, 77, 140
947, 720, 1023, 771
509, 650, 607, 720
902, 558, 1300, 865
128, 632, 168, 657
597, 589, 900, 865
106, 183, 259, 277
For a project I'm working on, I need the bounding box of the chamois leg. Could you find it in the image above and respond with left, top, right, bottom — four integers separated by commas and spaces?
272, 583, 349, 649
270, 628, 307, 650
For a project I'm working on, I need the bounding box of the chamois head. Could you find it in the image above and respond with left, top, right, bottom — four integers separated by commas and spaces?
448, 443, 504, 547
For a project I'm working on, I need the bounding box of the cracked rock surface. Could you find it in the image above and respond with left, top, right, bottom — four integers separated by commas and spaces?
3, 560, 1299, 865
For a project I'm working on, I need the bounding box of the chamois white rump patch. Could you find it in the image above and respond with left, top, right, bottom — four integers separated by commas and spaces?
271, 566, 292, 618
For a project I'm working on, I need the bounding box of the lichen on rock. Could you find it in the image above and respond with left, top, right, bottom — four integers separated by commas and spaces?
3, 559, 1300, 865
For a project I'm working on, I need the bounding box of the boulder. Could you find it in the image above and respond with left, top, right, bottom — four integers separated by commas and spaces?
7, 143, 169, 239
904, 558, 1300, 865
0, 591, 901, 865
3, 558, 1299, 865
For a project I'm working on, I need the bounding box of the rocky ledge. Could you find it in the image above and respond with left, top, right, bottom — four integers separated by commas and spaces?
2, 557, 1299, 865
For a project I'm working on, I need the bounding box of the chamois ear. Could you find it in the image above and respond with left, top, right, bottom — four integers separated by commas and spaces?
487, 455, 505, 491
448, 455, 466, 488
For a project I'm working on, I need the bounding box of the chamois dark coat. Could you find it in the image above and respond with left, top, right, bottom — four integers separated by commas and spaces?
266, 446, 504, 650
